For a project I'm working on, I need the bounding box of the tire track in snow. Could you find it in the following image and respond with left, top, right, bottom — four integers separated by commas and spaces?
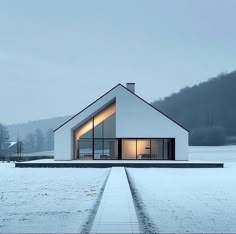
81, 168, 111, 233
125, 168, 159, 233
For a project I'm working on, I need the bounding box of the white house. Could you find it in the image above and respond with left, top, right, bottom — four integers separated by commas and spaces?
54, 83, 188, 161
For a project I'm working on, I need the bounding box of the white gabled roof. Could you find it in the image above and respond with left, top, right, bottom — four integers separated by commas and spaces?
54, 84, 188, 132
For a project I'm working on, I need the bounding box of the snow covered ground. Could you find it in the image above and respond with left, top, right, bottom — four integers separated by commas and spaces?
1, 146, 236, 233
127, 146, 236, 233
0, 164, 110, 233
189, 145, 236, 162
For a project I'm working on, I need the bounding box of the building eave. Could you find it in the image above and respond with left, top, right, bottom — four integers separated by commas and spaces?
54, 83, 189, 133
53, 84, 122, 132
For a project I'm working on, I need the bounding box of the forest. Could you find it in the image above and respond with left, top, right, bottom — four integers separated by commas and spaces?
153, 71, 236, 145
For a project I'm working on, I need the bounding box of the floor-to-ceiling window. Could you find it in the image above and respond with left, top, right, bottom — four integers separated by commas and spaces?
75, 120, 93, 160
121, 138, 175, 160
122, 139, 136, 159
74, 102, 117, 160
151, 139, 164, 159
137, 139, 151, 159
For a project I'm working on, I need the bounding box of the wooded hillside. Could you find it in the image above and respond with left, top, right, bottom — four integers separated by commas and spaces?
152, 71, 236, 144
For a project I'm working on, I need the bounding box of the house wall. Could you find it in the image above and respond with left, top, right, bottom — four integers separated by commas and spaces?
115, 87, 188, 160
54, 88, 118, 160
54, 85, 188, 161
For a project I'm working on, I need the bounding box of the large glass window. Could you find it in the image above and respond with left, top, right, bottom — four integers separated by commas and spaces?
121, 138, 174, 160
77, 138, 93, 160
94, 114, 116, 138
122, 140, 136, 159
151, 139, 163, 160
104, 139, 118, 159
94, 139, 103, 159
94, 139, 118, 160
74, 102, 116, 160
74, 120, 93, 160
137, 139, 151, 159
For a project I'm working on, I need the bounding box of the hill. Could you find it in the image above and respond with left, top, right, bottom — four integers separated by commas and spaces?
7, 116, 71, 141
152, 71, 236, 143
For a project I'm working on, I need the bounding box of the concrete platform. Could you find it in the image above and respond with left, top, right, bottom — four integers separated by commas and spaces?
15, 159, 224, 168
90, 167, 140, 233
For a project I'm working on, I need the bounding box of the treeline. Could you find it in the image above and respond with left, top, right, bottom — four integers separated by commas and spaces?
0, 123, 54, 154
189, 127, 226, 146
23, 128, 54, 152
0, 123, 10, 155
7, 116, 70, 141
153, 71, 236, 145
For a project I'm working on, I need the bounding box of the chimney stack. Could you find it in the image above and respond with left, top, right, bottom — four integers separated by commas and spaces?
126, 83, 135, 93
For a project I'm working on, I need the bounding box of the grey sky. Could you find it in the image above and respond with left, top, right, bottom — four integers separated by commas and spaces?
1, 0, 236, 124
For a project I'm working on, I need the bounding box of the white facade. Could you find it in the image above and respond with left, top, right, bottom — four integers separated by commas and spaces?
54, 84, 188, 161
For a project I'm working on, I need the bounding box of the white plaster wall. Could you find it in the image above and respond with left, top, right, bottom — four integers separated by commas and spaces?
54, 84, 189, 161
115, 87, 189, 160
54, 127, 72, 160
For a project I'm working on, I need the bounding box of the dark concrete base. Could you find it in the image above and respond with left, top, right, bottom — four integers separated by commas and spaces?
15, 161, 224, 168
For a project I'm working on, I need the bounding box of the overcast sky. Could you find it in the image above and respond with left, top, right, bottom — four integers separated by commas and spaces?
1, 0, 236, 124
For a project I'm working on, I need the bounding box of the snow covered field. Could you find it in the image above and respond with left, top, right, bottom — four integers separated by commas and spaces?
127, 146, 236, 233
189, 145, 236, 162
1, 146, 236, 233
0, 164, 110, 233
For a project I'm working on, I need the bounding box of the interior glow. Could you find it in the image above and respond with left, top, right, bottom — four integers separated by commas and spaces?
122, 140, 136, 159
137, 139, 150, 159
75, 102, 116, 140
94, 103, 116, 126
75, 120, 93, 140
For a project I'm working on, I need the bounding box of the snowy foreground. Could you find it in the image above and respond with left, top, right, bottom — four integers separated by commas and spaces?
0, 146, 236, 233
0, 165, 110, 233
127, 146, 236, 233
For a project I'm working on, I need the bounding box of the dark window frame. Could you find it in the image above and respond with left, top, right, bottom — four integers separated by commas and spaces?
76, 137, 175, 160
121, 138, 175, 160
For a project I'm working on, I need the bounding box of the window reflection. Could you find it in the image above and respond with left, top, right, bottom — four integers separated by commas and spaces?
74, 102, 116, 159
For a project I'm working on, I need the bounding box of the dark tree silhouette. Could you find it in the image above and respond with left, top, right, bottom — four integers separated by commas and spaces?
152, 71, 236, 145
0, 123, 10, 154
46, 128, 54, 151
34, 129, 44, 152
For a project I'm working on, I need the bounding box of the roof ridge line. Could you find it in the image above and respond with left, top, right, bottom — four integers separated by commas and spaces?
119, 83, 189, 132
54, 83, 122, 132
54, 83, 188, 132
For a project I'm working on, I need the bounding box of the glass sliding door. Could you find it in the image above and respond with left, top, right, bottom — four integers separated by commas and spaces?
151, 139, 164, 160
103, 139, 118, 159
121, 138, 175, 160
122, 139, 136, 159
137, 139, 151, 159
94, 139, 118, 159
151, 138, 174, 160
94, 139, 103, 160
78, 138, 93, 160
